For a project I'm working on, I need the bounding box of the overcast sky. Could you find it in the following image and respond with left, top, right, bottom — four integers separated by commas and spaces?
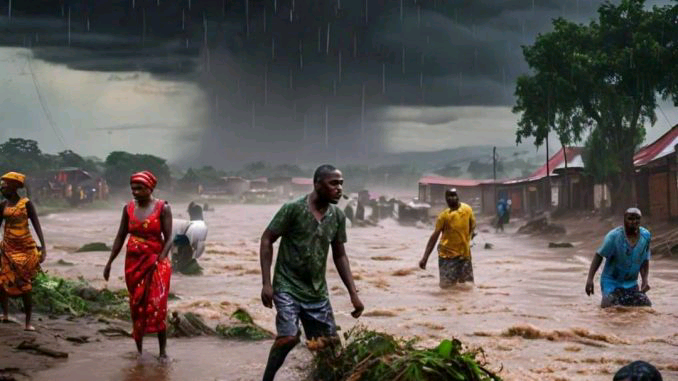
0, 0, 676, 168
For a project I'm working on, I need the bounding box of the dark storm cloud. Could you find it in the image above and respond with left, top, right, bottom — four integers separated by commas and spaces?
1, 0, 674, 167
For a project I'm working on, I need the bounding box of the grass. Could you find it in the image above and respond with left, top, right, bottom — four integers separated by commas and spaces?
10, 272, 130, 320
309, 325, 502, 381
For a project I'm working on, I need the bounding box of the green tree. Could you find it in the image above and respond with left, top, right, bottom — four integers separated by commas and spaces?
104, 151, 171, 188
180, 166, 226, 186
55, 150, 101, 174
513, 0, 677, 212
0, 138, 49, 174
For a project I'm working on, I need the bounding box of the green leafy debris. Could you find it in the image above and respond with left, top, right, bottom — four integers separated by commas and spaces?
11, 272, 130, 320
309, 325, 502, 381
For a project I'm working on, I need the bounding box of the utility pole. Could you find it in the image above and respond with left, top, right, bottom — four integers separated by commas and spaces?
493, 146, 497, 205
545, 86, 552, 211
546, 131, 551, 210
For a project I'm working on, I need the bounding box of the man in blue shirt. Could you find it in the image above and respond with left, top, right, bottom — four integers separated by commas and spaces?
585, 207, 652, 308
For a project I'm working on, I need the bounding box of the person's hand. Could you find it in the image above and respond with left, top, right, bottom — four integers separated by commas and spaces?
350, 293, 364, 318
38, 247, 47, 263
103, 262, 112, 281
419, 257, 427, 270
261, 284, 273, 308
641, 282, 651, 293
585, 279, 594, 296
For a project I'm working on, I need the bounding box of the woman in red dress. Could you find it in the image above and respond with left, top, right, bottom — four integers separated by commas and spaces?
103, 171, 173, 359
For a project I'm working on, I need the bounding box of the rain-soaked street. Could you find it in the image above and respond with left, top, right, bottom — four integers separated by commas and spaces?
33, 202, 678, 381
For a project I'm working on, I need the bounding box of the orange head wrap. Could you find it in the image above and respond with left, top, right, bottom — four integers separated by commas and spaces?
130, 171, 158, 191
1, 172, 26, 188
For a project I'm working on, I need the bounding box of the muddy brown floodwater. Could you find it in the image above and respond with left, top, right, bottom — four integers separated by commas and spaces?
31, 202, 678, 381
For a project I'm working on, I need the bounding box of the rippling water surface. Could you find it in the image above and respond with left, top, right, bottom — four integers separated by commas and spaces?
35, 203, 678, 380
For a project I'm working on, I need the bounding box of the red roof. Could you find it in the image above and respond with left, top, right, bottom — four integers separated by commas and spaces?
529, 146, 583, 179
502, 146, 583, 184
418, 176, 482, 187
634, 125, 678, 167
291, 177, 313, 185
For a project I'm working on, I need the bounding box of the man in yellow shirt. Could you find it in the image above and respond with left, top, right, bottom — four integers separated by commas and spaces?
419, 188, 476, 288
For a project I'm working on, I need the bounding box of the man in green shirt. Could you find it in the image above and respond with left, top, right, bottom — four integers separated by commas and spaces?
260, 164, 364, 381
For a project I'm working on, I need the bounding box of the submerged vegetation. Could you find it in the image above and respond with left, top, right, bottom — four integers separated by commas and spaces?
215, 308, 274, 341
10, 272, 130, 320
167, 308, 274, 341
310, 326, 502, 381
76, 242, 111, 252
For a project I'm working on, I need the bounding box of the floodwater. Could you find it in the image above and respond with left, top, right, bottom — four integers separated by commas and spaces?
34, 202, 678, 380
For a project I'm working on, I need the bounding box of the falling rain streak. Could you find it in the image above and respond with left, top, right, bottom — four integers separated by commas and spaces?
299, 40, 304, 69
67, 7, 71, 46
324, 105, 329, 147
6, 0, 611, 165
382, 63, 386, 94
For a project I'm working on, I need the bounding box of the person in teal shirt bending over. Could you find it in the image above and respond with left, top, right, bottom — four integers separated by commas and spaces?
585, 207, 652, 308
259, 164, 364, 381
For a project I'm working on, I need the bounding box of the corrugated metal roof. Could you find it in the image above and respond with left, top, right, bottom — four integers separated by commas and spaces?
501, 146, 583, 184
553, 153, 584, 170
634, 124, 678, 167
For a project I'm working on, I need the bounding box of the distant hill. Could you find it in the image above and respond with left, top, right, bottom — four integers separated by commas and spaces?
351, 145, 544, 180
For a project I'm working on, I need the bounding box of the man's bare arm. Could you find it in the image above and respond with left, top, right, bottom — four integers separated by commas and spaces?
585, 253, 603, 295
640, 260, 650, 291
331, 241, 358, 295
260, 229, 280, 287
419, 228, 442, 269
331, 240, 364, 318
260, 228, 281, 308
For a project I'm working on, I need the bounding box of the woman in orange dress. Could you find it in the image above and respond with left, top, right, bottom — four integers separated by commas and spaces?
103, 171, 173, 359
0, 172, 47, 331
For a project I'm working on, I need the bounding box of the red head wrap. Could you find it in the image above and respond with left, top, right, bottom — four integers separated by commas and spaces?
130, 171, 158, 191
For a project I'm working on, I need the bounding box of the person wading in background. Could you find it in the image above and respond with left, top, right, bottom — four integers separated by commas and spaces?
419, 188, 477, 288
585, 208, 652, 308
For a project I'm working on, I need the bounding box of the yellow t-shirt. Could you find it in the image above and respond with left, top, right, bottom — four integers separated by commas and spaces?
435, 203, 475, 259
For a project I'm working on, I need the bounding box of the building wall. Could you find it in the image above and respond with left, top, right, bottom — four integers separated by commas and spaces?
418, 184, 427, 202
637, 155, 678, 221
481, 185, 496, 215
594, 184, 611, 210
670, 170, 678, 218
649, 172, 669, 219
419, 184, 482, 217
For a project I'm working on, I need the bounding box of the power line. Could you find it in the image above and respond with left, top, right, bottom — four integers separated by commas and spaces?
26, 53, 68, 150
657, 103, 673, 128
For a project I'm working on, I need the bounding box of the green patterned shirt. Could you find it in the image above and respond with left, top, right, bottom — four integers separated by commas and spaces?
268, 195, 347, 303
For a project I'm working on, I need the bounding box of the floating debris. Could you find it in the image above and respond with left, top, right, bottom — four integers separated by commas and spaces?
309, 325, 502, 381
548, 242, 574, 248
216, 308, 274, 340
75, 242, 111, 252
16, 273, 130, 320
